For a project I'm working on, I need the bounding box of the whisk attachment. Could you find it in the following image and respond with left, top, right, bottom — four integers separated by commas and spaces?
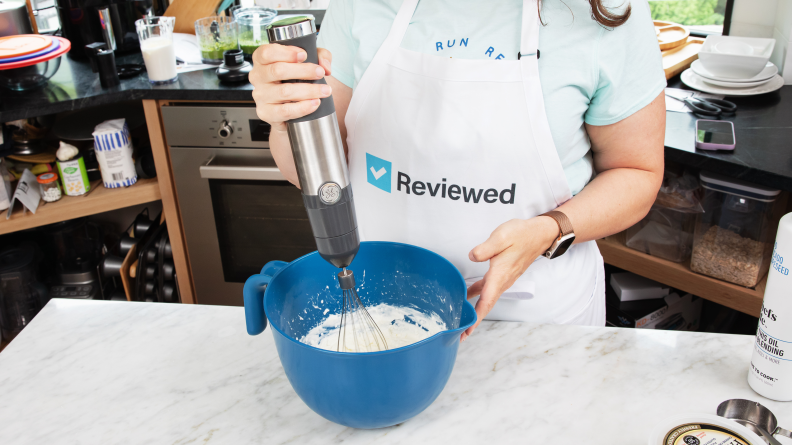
337, 269, 388, 353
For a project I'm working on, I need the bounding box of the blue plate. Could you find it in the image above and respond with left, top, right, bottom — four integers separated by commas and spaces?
0, 37, 59, 64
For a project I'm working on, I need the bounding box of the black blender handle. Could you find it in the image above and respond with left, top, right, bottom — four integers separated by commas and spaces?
275, 31, 336, 124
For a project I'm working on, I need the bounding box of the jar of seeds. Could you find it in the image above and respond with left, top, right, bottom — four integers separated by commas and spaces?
690, 171, 781, 287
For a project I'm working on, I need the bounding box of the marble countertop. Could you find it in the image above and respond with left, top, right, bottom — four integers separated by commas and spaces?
0, 299, 789, 444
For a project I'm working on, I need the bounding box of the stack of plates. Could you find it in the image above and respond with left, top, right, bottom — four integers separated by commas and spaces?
0, 34, 71, 70
681, 60, 784, 96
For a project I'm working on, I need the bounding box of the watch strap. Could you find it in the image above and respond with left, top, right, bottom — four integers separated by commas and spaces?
541, 210, 573, 237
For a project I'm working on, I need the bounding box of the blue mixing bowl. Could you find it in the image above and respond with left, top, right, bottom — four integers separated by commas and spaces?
244, 241, 476, 429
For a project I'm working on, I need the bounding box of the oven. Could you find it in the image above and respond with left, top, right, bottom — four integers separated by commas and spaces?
163, 105, 316, 305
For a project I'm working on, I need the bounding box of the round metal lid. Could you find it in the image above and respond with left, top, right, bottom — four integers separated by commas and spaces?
266, 15, 316, 42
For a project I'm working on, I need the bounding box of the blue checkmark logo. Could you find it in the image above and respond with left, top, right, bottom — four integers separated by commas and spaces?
366, 153, 391, 193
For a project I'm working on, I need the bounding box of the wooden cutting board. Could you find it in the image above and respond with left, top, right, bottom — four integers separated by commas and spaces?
163, 0, 224, 35
655, 20, 690, 51
662, 37, 705, 79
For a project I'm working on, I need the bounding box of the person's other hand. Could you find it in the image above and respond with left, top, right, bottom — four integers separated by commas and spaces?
463, 216, 560, 340
250, 44, 333, 132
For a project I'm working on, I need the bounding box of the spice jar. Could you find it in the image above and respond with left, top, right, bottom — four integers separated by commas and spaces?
690, 171, 781, 287
37, 172, 62, 202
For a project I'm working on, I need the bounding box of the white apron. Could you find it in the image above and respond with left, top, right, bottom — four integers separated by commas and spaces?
345, 0, 605, 326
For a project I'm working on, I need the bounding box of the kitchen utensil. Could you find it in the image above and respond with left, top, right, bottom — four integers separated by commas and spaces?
162, 261, 174, 280
85, 42, 120, 88
691, 171, 780, 288
0, 34, 51, 59
101, 255, 124, 277
0, 244, 47, 340
56, 0, 160, 60
0, 36, 70, 91
119, 235, 137, 257
0, 36, 69, 69
699, 36, 775, 79
335, 268, 388, 352
133, 212, 153, 238
661, 37, 704, 80
44, 218, 105, 277
267, 15, 372, 350
194, 16, 237, 64
665, 91, 736, 118
243, 241, 476, 429
232, 5, 277, 60
267, 15, 360, 270
717, 399, 792, 444
0, 37, 58, 63
681, 69, 784, 96
702, 76, 773, 89
163, 0, 224, 35
654, 21, 689, 51
0, 1, 34, 37
216, 48, 251, 83
691, 60, 778, 83
136, 16, 178, 85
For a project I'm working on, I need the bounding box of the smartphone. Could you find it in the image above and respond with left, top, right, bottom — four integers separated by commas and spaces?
695, 119, 735, 151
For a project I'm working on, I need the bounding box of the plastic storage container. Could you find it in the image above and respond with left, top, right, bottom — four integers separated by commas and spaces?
232, 6, 277, 60
36, 172, 61, 202
626, 171, 703, 262
690, 171, 781, 287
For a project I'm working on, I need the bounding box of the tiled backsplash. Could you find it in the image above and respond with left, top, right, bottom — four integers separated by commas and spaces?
730, 0, 792, 82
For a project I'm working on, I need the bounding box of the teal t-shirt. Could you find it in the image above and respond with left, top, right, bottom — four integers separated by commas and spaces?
317, 0, 666, 195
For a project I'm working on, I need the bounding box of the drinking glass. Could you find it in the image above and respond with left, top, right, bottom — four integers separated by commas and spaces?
135, 16, 178, 85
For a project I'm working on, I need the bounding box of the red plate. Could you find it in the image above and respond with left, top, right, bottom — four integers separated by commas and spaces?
0, 35, 52, 59
0, 37, 71, 70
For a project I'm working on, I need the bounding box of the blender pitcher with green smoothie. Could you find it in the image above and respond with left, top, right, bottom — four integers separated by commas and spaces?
232, 6, 277, 61
195, 16, 240, 64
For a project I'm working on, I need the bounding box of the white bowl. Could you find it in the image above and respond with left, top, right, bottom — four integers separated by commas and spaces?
698, 36, 775, 79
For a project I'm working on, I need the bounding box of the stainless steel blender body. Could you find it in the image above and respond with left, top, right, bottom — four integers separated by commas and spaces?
268, 17, 360, 268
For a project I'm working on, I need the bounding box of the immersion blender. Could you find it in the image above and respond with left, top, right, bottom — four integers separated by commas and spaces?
266, 16, 360, 270
267, 17, 388, 352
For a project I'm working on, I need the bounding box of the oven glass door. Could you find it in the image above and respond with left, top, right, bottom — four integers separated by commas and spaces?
208, 179, 315, 283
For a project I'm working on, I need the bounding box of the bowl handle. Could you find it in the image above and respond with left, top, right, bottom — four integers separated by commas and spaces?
243, 261, 288, 335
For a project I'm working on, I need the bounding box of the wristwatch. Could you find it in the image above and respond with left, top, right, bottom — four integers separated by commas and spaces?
541, 210, 575, 259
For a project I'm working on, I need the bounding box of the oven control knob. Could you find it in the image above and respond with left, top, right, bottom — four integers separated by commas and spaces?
218, 121, 234, 138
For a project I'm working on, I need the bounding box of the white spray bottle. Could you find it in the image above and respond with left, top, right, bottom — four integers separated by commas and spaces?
748, 212, 792, 401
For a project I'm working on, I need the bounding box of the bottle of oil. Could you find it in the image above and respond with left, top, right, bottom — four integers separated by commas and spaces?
748, 212, 792, 401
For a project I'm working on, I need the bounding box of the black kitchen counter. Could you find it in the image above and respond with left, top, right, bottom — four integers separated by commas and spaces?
2, 54, 792, 191
665, 77, 792, 192
0, 53, 256, 122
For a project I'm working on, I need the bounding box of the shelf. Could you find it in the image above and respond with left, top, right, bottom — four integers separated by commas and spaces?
597, 235, 765, 318
0, 178, 161, 235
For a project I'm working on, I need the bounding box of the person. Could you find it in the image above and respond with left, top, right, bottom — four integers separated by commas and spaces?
250, 0, 666, 340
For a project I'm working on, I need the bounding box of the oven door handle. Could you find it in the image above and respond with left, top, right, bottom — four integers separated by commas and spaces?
199, 161, 285, 181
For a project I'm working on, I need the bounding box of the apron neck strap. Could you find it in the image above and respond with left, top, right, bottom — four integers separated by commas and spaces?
383, 0, 540, 56
520, 0, 540, 57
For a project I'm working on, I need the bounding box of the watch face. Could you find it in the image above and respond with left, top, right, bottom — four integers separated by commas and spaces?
555, 236, 575, 257
546, 233, 576, 259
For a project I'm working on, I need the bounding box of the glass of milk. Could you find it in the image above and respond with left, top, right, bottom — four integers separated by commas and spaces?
135, 16, 178, 85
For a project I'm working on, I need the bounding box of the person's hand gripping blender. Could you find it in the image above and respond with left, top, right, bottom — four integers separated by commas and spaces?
263, 17, 387, 352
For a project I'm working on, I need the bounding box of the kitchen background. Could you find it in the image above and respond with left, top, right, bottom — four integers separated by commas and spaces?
0, 0, 790, 353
